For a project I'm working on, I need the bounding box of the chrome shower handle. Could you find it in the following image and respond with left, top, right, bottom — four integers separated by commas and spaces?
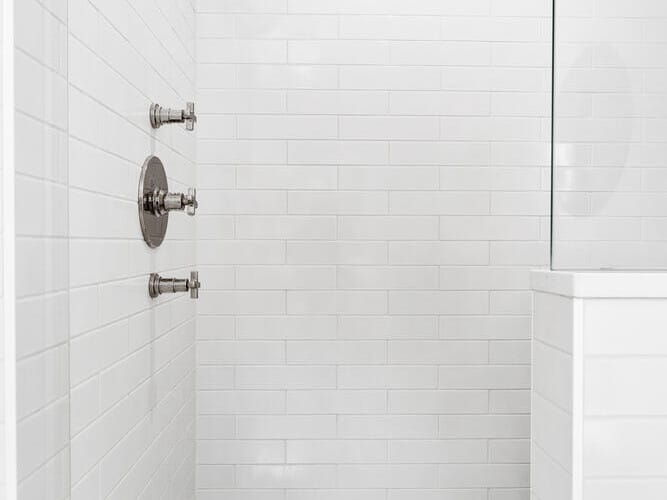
145, 187, 197, 216
150, 102, 197, 130
148, 271, 201, 299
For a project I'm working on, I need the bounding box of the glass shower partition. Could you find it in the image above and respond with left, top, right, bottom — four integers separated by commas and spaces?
551, 0, 667, 269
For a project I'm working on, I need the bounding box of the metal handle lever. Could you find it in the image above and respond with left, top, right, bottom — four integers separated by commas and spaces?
185, 188, 198, 216
150, 102, 197, 131
189, 271, 200, 299
149, 271, 201, 299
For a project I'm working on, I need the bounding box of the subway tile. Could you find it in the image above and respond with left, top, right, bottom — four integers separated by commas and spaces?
198, 441, 285, 465
237, 416, 337, 439
338, 465, 438, 489
197, 341, 285, 365
339, 216, 439, 240
237, 166, 337, 189
287, 241, 388, 265
288, 40, 390, 65
197, 39, 287, 63
236, 216, 336, 239
388, 341, 489, 364
389, 242, 489, 266
339, 166, 439, 190
287, 291, 387, 315
236, 316, 337, 340
287, 90, 389, 114
390, 192, 490, 215
238, 115, 338, 139
235, 366, 337, 389
288, 141, 389, 165
340, 116, 439, 140
288, 191, 388, 215
198, 390, 286, 414
439, 316, 531, 340
439, 366, 530, 390
287, 440, 386, 464
237, 64, 338, 89
237, 465, 337, 489
438, 416, 530, 439
388, 390, 489, 414
389, 440, 488, 464
439, 464, 529, 488
233, 14, 338, 39
341, 66, 441, 90
340, 16, 441, 40
337, 266, 439, 290
338, 415, 438, 439
337, 315, 438, 339
236, 265, 336, 289
286, 390, 387, 414
287, 340, 387, 364
338, 366, 438, 389
388, 292, 489, 315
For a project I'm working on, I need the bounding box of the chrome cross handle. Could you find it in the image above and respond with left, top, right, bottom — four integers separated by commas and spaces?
149, 271, 201, 299
150, 102, 197, 131
144, 187, 197, 217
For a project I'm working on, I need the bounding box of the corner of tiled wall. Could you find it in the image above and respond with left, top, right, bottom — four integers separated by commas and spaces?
15, 0, 198, 498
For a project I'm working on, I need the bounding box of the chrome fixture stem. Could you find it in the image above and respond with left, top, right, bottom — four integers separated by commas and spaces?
145, 187, 197, 217
150, 102, 197, 130
149, 271, 200, 299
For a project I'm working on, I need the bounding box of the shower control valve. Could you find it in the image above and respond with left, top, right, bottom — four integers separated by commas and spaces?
149, 271, 201, 299
145, 187, 197, 217
150, 102, 197, 131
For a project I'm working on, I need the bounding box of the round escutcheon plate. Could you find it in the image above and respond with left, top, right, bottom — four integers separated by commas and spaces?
138, 155, 169, 248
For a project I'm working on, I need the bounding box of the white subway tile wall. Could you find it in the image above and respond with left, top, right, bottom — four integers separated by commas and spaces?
15, 0, 70, 497
531, 292, 574, 500
67, 0, 197, 498
15, 0, 197, 498
196, 0, 551, 498
533, 272, 667, 500
553, 0, 667, 269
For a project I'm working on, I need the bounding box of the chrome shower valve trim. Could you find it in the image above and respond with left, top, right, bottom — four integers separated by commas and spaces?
144, 187, 198, 217
150, 102, 197, 131
149, 271, 200, 299
138, 155, 198, 248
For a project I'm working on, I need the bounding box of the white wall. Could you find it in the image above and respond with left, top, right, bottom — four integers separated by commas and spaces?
195, 0, 551, 498
14, 0, 198, 498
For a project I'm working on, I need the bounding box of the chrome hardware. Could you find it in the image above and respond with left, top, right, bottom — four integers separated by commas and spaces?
138, 155, 198, 248
145, 186, 198, 217
150, 102, 197, 131
149, 271, 200, 299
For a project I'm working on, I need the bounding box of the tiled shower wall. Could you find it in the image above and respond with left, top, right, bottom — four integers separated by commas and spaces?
15, 0, 69, 497
15, 0, 197, 498
195, 0, 551, 498
67, 0, 197, 498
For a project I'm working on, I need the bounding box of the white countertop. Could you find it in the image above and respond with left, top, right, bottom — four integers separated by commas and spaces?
531, 269, 667, 298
